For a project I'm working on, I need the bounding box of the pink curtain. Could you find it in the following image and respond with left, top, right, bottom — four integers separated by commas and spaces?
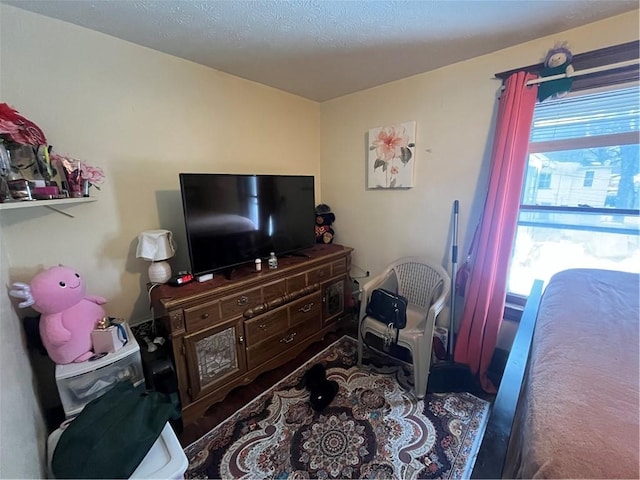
453, 71, 538, 392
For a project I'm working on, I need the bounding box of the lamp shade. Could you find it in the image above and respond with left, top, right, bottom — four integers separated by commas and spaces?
136, 230, 176, 284
136, 230, 176, 261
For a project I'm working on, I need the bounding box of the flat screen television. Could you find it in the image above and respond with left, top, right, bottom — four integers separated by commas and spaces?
179, 173, 316, 277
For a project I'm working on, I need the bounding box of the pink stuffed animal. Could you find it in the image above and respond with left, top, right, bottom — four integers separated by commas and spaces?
10, 266, 107, 364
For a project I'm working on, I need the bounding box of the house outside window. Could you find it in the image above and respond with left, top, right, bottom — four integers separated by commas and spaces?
507, 85, 640, 296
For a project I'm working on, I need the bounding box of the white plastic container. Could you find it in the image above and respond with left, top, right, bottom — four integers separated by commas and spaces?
47, 422, 189, 479
55, 323, 144, 418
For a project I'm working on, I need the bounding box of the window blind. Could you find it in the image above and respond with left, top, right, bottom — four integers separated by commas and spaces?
530, 86, 639, 143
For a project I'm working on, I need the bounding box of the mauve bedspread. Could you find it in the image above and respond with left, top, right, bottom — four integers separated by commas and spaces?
504, 268, 639, 479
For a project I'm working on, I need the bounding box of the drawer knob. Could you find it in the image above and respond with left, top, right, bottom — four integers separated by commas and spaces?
201, 313, 210, 319
237, 296, 249, 306
298, 303, 314, 313
258, 323, 268, 330
280, 332, 297, 344
238, 335, 244, 344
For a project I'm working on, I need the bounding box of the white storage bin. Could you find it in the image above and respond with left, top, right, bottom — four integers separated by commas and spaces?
47, 422, 189, 479
55, 323, 144, 418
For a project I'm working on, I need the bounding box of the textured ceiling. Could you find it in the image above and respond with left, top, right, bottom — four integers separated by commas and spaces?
3, 0, 638, 101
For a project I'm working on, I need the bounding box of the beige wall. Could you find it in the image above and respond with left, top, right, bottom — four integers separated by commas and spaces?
0, 4, 319, 477
1, 4, 637, 477
320, 10, 639, 284
0, 4, 320, 323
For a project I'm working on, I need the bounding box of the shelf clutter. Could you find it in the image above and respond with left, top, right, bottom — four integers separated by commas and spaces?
1, 103, 106, 212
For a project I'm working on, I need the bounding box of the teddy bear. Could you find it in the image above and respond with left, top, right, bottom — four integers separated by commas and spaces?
10, 265, 107, 364
315, 204, 335, 244
302, 363, 339, 411
537, 44, 574, 102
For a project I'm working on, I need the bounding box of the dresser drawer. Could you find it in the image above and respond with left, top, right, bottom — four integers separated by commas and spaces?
184, 300, 220, 333
307, 265, 331, 284
288, 292, 321, 328
244, 308, 288, 347
287, 273, 306, 293
246, 317, 321, 370
220, 288, 262, 318
331, 258, 347, 276
263, 279, 287, 303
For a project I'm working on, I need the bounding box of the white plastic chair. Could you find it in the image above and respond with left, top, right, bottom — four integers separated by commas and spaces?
357, 257, 450, 399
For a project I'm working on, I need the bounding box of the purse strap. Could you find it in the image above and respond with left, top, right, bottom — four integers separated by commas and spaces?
383, 323, 395, 349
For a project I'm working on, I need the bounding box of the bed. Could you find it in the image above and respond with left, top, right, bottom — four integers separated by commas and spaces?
472, 268, 640, 479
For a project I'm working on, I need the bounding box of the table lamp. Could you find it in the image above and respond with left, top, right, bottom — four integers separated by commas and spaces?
136, 229, 176, 284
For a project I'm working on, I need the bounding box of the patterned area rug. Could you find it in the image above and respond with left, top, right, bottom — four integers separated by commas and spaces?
184, 335, 490, 479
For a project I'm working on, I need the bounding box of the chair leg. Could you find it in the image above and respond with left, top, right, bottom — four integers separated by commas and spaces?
411, 342, 429, 399
357, 330, 364, 367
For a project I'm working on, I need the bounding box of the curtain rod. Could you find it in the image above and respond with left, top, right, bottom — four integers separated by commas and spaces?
494, 41, 639, 80
525, 58, 639, 86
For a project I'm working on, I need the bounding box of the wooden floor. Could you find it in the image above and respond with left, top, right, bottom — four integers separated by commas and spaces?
178, 325, 356, 447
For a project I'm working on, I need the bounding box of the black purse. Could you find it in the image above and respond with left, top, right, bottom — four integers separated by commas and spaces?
365, 288, 408, 347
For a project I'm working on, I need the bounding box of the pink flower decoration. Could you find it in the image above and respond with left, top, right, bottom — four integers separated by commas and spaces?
79, 161, 105, 186
52, 153, 106, 190
373, 126, 409, 162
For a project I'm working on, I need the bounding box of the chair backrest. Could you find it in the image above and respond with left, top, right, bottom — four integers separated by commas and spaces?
389, 257, 450, 311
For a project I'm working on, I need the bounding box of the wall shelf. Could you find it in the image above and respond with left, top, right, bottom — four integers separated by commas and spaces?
0, 197, 96, 217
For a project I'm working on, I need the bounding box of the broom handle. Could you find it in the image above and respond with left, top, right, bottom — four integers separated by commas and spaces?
449, 200, 459, 359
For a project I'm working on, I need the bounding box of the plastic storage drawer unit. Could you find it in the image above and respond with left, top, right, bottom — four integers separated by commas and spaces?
55, 323, 144, 418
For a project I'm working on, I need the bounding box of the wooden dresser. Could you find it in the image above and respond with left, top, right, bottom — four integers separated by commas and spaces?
150, 243, 353, 425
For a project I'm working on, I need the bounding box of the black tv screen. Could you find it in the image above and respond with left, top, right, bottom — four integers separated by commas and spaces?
179, 173, 316, 277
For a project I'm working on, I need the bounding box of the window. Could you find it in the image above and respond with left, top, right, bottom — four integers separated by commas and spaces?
583, 171, 595, 187
538, 172, 552, 189
507, 85, 640, 296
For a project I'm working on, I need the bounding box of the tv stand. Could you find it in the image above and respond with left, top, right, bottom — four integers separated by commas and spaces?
150, 243, 353, 426
285, 251, 311, 259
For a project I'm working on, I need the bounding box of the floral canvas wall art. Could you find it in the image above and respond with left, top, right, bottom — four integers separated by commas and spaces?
367, 121, 416, 189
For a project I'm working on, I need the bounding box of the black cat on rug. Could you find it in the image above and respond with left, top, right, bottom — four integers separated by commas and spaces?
302, 364, 338, 411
